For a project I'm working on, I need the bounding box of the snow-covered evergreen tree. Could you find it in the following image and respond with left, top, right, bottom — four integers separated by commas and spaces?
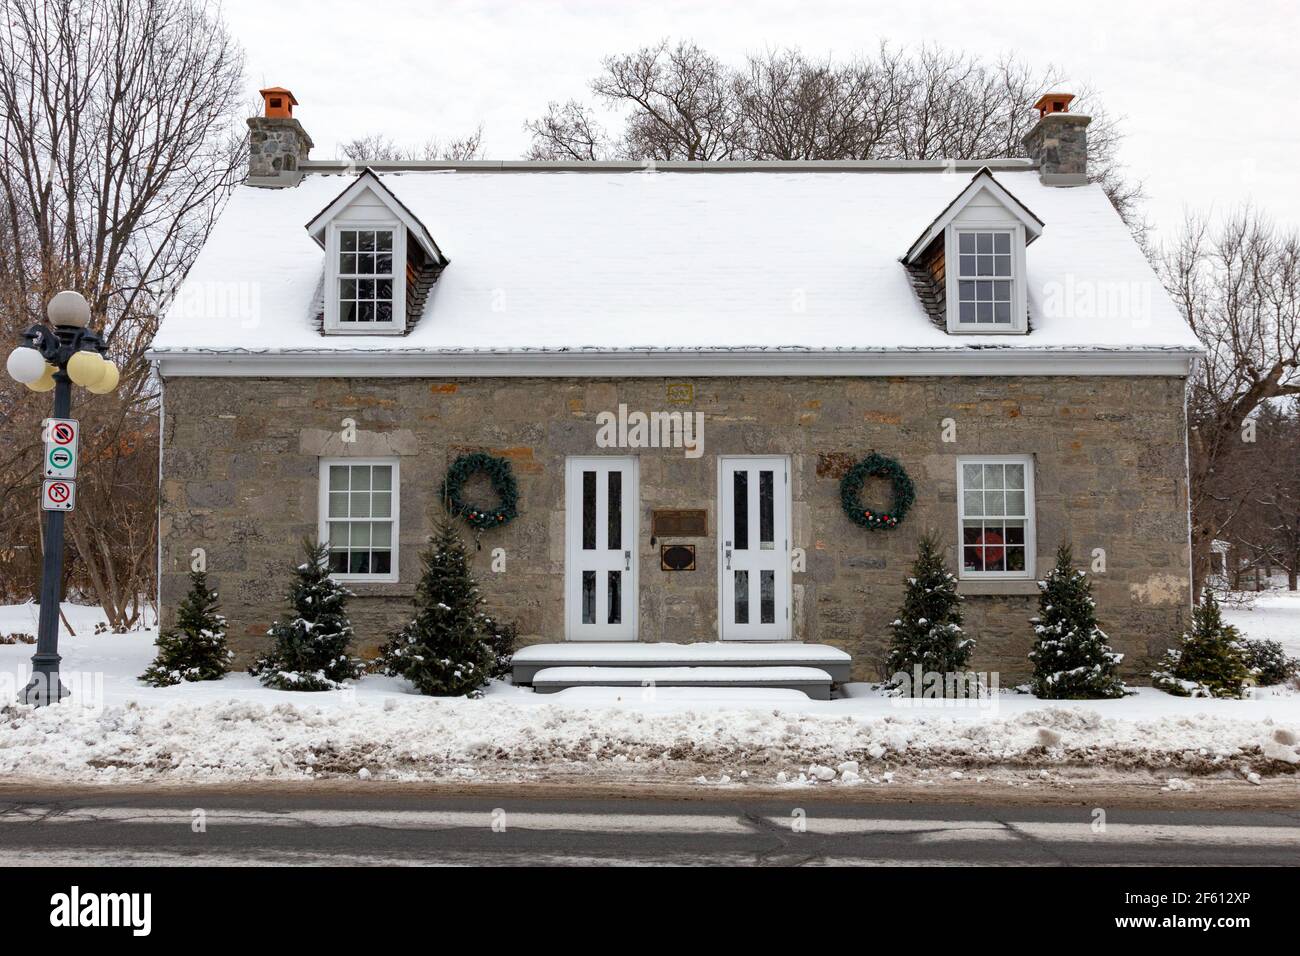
249, 540, 363, 691
884, 534, 970, 694
1028, 544, 1127, 699
482, 614, 518, 681
377, 518, 496, 697
140, 570, 232, 686
1152, 588, 1253, 698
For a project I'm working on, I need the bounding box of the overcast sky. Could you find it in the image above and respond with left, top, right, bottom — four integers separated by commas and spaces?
224, 0, 1299, 240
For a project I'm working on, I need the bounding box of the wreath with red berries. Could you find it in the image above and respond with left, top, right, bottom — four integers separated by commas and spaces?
839, 453, 914, 530
441, 452, 519, 531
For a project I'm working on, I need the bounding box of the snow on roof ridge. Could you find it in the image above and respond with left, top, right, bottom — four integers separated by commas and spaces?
296, 158, 1039, 175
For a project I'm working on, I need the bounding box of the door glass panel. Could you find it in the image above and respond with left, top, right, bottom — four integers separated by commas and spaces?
582, 470, 596, 550
607, 471, 622, 550
733, 471, 749, 550
582, 570, 596, 623
734, 570, 749, 624
759, 470, 774, 550
607, 571, 621, 624
760, 570, 775, 624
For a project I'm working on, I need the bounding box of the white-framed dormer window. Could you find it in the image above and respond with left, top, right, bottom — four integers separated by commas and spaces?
956, 455, 1035, 579
325, 222, 406, 333
319, 458, 399, 582
945, 224, 1028, 333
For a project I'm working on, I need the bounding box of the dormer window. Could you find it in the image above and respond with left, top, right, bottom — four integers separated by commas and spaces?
950, 227, 1024, 329
904, 168, 1042, 336
331, 225, 404, 330
306, 169, 449, 336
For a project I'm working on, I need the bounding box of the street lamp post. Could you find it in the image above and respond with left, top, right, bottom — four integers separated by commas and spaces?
5, 291, 119, 706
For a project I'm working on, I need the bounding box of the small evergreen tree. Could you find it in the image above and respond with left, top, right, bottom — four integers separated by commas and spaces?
140, 570, 232, 687
884, 534, 971, 695
249, 541, 364, 691
1152, 588, 1254, 698
1029, 544, 1127, 699
377, 518, 496, 697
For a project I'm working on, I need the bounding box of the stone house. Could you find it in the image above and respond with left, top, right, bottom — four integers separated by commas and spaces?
149, 89, 1202, 687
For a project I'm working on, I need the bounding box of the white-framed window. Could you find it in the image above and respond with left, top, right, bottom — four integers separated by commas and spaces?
318, 458, 399, 582
944, 224, 1027, 333
324, 222, 405, 333
956, 455, 1035, 579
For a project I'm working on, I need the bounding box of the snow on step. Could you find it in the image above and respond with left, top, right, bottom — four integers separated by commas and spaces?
512, 642, 851, 683
530, 666, 834, 700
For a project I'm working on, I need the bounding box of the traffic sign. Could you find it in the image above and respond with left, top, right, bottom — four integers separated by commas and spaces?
41, 479, 76, 512
42, 417, 78, 479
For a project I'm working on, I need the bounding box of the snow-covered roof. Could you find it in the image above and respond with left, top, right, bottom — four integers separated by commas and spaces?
151, 165, 1202, 376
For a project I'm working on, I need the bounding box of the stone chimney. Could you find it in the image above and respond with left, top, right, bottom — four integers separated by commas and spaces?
1022, 93, 1090, 186
247, 87, 313, 184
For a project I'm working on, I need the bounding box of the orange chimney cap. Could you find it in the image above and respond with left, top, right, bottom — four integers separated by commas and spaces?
1033, 92, 1075, 117
259, 87, 298, 118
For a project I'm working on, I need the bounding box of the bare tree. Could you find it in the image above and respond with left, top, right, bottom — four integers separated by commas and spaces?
0, 0, 245, 625
1159, 209, 1300, 596
524, 39, 1144, 232
342, 125, 485, 163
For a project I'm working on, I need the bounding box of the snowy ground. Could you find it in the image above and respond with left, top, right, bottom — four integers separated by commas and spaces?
1, 596, 1298, 789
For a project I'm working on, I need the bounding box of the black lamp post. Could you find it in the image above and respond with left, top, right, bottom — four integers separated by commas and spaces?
5, 291, 119, 706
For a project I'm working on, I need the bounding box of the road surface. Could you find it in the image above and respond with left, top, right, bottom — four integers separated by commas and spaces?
1, 787, 1297, 865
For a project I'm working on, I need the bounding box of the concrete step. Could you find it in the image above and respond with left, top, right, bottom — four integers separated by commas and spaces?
530, 665, 835, 700
512, 642, 852, 684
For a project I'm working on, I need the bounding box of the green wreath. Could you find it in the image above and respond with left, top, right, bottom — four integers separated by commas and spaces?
840, 453, 914, 530
441, 452, 519, 531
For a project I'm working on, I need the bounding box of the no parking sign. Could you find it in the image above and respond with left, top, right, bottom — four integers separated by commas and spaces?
41, 479, 76, 511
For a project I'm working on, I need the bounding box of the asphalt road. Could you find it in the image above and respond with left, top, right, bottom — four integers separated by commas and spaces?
1, 788, 1298, 865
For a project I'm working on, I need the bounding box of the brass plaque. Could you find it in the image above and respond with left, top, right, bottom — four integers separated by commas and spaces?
652, 508, 708, 537
661, 544, 696, 571
666, 383, 694, 404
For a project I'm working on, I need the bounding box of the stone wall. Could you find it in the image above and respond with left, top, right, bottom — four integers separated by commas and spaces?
159, 374, 1191, 682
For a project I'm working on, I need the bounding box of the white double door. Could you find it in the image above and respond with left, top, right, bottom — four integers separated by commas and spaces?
565, 457, 638, 640
719, 457, 791, 640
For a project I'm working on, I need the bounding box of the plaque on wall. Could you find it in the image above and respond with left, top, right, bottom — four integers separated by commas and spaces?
652, 508, 708, 537
660, 544, 696, 571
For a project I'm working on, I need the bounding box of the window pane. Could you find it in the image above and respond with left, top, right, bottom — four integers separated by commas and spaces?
377, 304, 393, 323
340, 231, 357, 251
582, 471, 596, 550
959, 280, 975, 301
340, 254, 357, 274
607, 571, 621, 624
959, 302, 975, 322
984, 464, 1004, 489
733, 471, 749, 550
607, 471, 621, 550
994, 255, 1011, 277
977, 303, 992, 322
959, 255, 976, 275
329, 464, 350, 491
759, 470, 774, 549
340, 279, 356, 299
350, 466, 370, 491
329, 492, 348, 518
734, 570, 749, 624
372, 466, 392, 491
357, 255, 375, 275
1004, 520, 1026, 544
339, 301, 356, 323
349, 551, 370, 575
371, 492, 391, 518
376, 231, 392, 251
1005, 490, 1025, 515
358, 231, 375, 252
376, 279, 393, 300
372, 550, 391, 575
977, 255, 994, 276
959, 233, 975, 253
994, 280, 1011, 301
984, 490, 1006, 516
371, 522, 391, 547
995, 302, 1011, 323
348, 523, 369, 548
760, 570, 775, 624
582, 571, 596, 623
963, 490, 983, 516
351, 492, 371, 518
329, 549, 348, 573
375, 255, 392, 275
1005, 464, 1024, 489
329, 522, 348, 548
976, 233, 993, 254
962, 463, 983, 489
